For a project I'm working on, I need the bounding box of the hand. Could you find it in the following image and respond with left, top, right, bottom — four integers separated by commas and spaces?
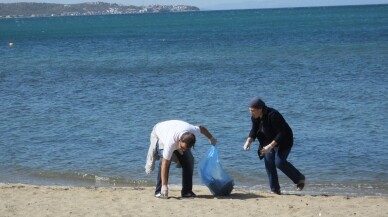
243, 143, 251, 151
161, 185, 168, 199
260, 144, 273, 155
209, 137, 217, 145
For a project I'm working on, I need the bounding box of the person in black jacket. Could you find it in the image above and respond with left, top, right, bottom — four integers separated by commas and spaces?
243, 97, 305, 195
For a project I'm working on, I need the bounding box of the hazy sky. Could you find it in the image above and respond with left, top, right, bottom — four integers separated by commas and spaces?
1, 0, 387, 10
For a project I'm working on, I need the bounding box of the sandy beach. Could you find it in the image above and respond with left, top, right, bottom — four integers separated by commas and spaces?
1, 183, 387, 217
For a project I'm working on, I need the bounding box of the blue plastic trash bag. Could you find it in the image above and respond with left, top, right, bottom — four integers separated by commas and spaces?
198, 145, 234, 196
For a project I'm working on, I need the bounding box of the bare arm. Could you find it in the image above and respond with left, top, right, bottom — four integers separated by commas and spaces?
159, 158, 170, 198
198, 125, 217, 145
161, 158, 170, 186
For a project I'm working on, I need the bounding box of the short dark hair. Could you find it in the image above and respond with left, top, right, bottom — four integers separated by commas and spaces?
248, 97, 266, 109
180, 132, 196, 149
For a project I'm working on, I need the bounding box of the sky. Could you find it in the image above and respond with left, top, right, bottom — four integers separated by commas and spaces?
1, 0, 387, 10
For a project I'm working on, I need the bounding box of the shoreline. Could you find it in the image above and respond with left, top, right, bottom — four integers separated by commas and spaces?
1, 183, 387, 217
2, 176, 387, 197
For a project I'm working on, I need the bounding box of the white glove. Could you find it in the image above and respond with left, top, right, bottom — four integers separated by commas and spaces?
243, 143, 251, 151
209, 137, 217, 145
161, 185, 168, 199
260, 144, 273, 155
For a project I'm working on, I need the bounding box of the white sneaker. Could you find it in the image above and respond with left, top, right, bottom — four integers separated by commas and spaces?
155, 193, 168, 199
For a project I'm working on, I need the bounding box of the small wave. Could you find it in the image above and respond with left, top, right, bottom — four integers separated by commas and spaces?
30, 171, 154, 187
235, 182, 388, 196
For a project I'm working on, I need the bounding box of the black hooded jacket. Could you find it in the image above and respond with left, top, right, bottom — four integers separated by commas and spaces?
249, 106, 293, 150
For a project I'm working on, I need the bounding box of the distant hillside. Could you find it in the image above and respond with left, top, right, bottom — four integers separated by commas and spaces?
0, 2, 200, 18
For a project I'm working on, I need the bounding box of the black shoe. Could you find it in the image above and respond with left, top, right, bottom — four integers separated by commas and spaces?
182, 191, 197, 198
297, 181, 305, 191
271, 189, 281, 195
297, 176, 305, 191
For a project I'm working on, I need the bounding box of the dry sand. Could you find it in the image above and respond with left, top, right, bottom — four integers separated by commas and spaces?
1, 183, 387, 217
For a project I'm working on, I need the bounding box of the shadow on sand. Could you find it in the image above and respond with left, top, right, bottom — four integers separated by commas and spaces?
169, 192, 267, 200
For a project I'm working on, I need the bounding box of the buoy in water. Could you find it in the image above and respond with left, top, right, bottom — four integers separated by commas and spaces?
9, 42, 14, 47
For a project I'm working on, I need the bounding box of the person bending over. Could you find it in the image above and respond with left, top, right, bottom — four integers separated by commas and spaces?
145, 120, 217, 198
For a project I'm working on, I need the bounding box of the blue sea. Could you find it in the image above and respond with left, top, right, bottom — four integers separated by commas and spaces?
1, 5, 387, 196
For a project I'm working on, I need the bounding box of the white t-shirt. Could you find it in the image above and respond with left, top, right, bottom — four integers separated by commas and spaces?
154, 120, 200, 160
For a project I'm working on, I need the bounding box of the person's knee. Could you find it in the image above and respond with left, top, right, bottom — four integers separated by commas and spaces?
188, 154, 194, 165
185, 156, 195, 170
264, 158, 276, 169
180, 154, 194, 170
275, 158, 286, 170
185, 150, 195, 164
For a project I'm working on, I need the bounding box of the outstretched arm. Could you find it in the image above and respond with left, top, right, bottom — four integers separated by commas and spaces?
160, 158, 170, 197
198, 125, 217, 145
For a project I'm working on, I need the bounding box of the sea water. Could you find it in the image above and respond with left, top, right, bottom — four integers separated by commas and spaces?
1, 4, 387, 196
